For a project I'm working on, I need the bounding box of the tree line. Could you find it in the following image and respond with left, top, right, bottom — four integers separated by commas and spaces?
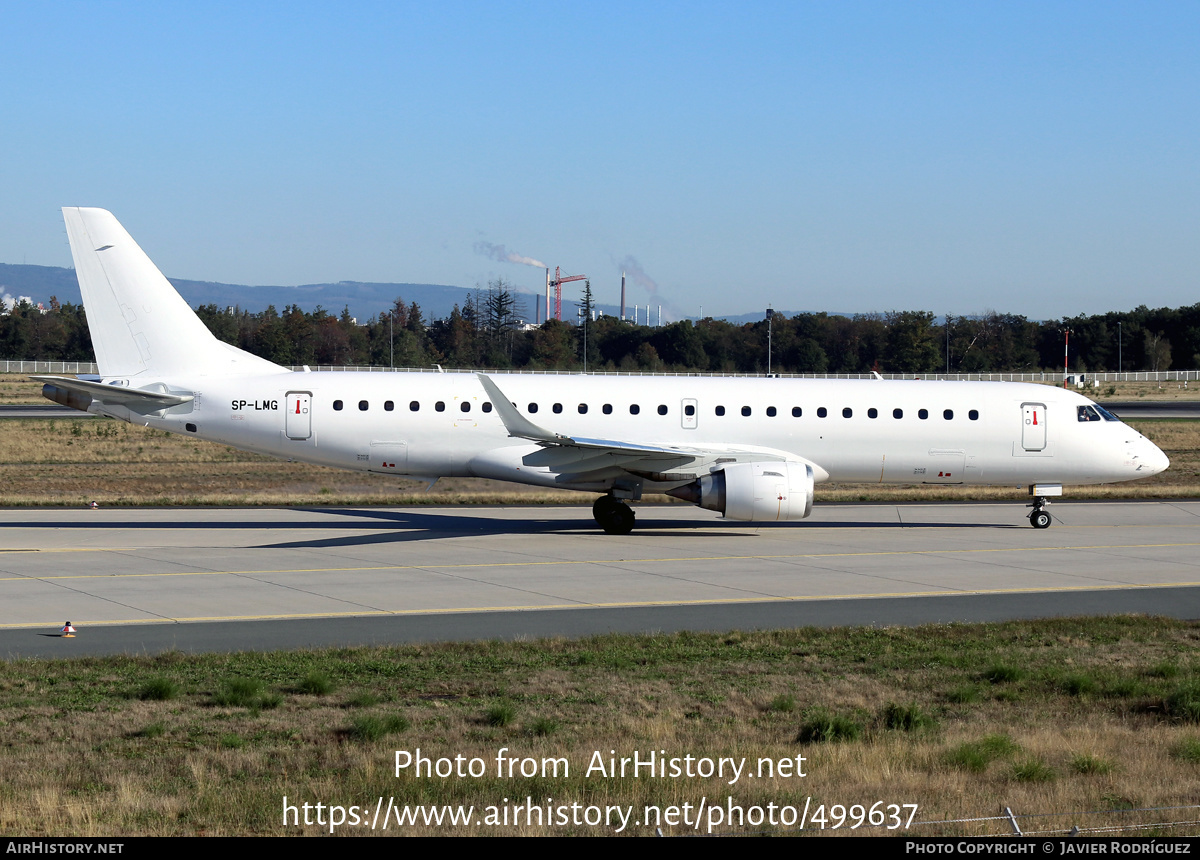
1, 282, 1197, 374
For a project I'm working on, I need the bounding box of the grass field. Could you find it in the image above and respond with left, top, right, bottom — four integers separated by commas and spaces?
1, 617, 1198, 836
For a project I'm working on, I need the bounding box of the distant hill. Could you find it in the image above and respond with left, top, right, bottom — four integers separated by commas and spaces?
0, 264, 493, 322
0, 264, 664, 324
0, 264, 638, 324
2, 263, 865, 326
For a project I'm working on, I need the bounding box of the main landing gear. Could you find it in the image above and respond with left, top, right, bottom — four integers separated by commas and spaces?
593, 495, 635, 535
1028, 496, 1052, 529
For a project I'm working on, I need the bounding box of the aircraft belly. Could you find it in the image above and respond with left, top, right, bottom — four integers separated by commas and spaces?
468, 445, 585, 489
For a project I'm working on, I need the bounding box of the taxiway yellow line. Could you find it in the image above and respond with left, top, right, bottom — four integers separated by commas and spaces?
3, 579, 1199, 629
2, 540, 1200, 583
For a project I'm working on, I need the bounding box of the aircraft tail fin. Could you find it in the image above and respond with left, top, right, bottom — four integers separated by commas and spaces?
61, 207, 286, 379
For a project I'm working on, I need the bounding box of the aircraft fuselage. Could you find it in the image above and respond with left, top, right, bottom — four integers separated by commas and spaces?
106, 370, 1164, 494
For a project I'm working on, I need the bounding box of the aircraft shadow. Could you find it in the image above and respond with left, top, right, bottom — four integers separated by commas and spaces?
0, 507, 1022, 552
255, 508, 1020, 550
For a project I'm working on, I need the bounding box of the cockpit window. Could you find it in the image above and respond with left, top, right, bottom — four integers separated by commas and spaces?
1077, 405, 1103, 422
1094, 405, 1120, 421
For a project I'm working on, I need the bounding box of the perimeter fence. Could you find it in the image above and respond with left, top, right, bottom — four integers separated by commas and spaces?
1, 359, 1197, 384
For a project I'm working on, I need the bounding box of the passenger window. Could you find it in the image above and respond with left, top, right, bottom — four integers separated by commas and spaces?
918, 409, 928, 420
435, 401, 445, 412
791, 406, 802, 417
528, 403, 538, 413
766, 406, 776, 417
333, 400, 343, 411
943, 409, 953, 420
630, 404, 640, 415
460, 402, 471, 413
741, 406, 751, 417
868, 408, 878, 419
893, 408, 903, 419
969, 409, 979, 420
842, 407, 852, 418
482, 402, 493, 413
553, 403, 563, 414
578, 403, 588, 414
658, 404, 668, 415
409, 401, 419, 412
603, 404, 612, 414
685, 404, 696, 416
817, 407, 827, 418
384, 401, 394, 412
359, 400, 369, 411
716, 405, 726, 416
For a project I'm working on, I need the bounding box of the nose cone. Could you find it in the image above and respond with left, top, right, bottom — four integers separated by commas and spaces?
1132, 436, 1170, 477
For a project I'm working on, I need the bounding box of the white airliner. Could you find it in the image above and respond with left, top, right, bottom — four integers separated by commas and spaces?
36, 208, 1169, 534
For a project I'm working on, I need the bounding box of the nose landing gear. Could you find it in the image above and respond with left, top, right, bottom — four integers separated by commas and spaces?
593, 495, 635, 535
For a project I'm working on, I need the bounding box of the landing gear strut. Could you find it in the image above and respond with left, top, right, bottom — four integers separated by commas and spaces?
1028, 496, 1052, 529
593, 495, 635, 535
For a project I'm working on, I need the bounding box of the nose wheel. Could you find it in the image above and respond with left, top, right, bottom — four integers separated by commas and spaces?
1028, 496, 1052, 529
593, 495, 635, 535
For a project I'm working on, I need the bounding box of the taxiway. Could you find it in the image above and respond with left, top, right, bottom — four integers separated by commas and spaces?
1, 501, 1199, 657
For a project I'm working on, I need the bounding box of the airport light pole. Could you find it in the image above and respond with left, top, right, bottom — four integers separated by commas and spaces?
1062, 328, 1073, 389
766, 307, 774, 376
945, 314, 950, 375
577, 306, 588, 374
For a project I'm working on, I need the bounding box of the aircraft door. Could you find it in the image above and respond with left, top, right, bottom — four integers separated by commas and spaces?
681, 398, 698, 429
1021, 403, 1046, 451
286, 391, 312, 440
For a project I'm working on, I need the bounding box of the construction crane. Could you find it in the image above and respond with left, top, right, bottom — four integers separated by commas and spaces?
548, 266, 587, 321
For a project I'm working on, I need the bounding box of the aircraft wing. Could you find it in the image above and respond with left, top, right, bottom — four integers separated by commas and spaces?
477, 373, 827, 484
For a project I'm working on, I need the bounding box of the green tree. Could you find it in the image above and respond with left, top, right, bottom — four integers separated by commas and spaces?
884, 311, 939, 373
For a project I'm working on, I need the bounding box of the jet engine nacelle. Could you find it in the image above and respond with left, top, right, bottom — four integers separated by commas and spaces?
668, 461, 815, 521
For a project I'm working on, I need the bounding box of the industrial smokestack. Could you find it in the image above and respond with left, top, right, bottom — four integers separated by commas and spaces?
545, 268, 550, 324
621, 271, 626, 321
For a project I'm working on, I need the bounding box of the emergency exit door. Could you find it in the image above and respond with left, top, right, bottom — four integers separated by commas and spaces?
1021, 402, 1046, 451
286, 392, 312, 440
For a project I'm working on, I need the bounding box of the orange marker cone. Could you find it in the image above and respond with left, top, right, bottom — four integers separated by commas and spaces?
61, 622, 75, 638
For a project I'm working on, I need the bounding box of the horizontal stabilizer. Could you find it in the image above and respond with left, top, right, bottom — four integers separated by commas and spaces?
34, 375, 193, 415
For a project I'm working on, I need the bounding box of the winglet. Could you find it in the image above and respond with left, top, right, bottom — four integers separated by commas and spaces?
476, 374, 564, 444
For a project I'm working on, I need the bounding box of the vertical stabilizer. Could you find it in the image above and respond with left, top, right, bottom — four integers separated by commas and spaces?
61, 207, 285, 379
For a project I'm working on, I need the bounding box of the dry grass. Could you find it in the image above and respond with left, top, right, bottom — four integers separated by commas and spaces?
2, 618, 1198, 836
0, 375, 53, 404
1082, 380, 1200, 400
0, 418, 593, 506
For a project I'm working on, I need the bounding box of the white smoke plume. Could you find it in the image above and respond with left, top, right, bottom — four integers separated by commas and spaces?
0, 292, 33, 312
617, 255, 658, 294
474, 241, 547, 269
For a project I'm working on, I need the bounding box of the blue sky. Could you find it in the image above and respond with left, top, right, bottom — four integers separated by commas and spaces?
2, 1, 1198, 320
